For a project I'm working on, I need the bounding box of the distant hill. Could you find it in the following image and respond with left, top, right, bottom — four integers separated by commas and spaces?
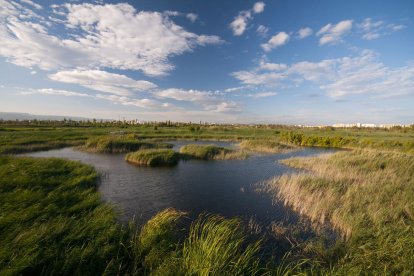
0, 112, 101, 121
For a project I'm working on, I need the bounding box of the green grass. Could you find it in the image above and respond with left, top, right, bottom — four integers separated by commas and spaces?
0, 156, 278, 275
264, 149, 414, 274
125, 149, 180, 166
0, 156, 129, 275
179, 144, 247, 160
239, 139, 296, 153
1, 124, 413, 154
81, 136, 173, 153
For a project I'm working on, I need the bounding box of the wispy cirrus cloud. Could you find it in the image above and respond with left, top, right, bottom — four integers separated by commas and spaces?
49, 70, 157, 96
358, 18, 406, 40
233, 50, 414, 99
155, 88, 242, 113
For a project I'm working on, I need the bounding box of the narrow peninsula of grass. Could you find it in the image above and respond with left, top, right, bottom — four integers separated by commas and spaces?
81, 136, 173, 153
126, 149, 180, 166
179, 144, 247, 160
264, 149, 414, 274
239, 139, 296, 153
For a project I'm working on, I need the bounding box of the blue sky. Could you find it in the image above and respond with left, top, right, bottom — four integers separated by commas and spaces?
0, 0, 413, 124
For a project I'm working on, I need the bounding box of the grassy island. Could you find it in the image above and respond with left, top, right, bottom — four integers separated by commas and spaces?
125, 149, 180, 166
179, 144, 247, 160
239, 139, 296, 153
81, 136, 173, 153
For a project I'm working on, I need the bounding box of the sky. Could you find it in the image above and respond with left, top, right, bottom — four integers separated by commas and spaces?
0, 0, 413, 124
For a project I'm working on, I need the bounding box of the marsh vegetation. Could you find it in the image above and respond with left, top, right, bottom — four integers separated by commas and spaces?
81, 135, 173, 153
125, 149, 180, 166
265, 149, 414, 274
1, 122, 414, 274
239, 139, 296, 153
179, 144, 248, 160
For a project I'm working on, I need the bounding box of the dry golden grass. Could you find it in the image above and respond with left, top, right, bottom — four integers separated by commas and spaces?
263, 149, 414, 274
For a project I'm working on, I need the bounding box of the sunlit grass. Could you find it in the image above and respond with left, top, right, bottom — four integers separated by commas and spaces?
239, 139, 296, 153
265, 149, 414, 274
179, 144, 247, 160
125, 149, 180, 166
81, 136, 173, 153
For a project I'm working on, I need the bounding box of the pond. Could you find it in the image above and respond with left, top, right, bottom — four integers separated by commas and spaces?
24, 141, 333, 231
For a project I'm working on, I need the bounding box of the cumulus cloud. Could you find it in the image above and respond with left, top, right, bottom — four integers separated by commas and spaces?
316, 20, 353, 45
253, 2, 265, 14
232, 50, 414, 98
49, 70, 157, 96
358, 18, 405, 40
297, 27, 313, 39
230, 2, 266, 36
186, 13, 198, 22
0, 2, 223, 76
261, 32, 290, 52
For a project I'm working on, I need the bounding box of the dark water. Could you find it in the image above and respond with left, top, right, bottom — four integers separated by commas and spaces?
24, 141, 333, 229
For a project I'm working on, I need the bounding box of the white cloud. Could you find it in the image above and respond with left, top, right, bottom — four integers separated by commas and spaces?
30, 70, 37, 75
155, 88, 241, 113
20, 0, 42, 10
232, 70, 287, 85
232, 50, 414, 99
186, 13, 198, 22
297, 27, 313, 39
256, 25, 269, 37
230, 11, 251, 36
21, 88, 90, 97
316, 19, 353, 45
259, 59, 288, 71
358, 18, 406, 40
49, 70, 157, 96
0, 2, 223, 76
261, 32, 290, 52
247, 92, 277, 98
253, 2, 265, 14
230, 2, 265, 36
95, 94, 170, 109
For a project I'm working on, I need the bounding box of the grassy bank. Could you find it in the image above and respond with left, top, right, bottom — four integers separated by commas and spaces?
0, 156, 129, 275
179, 144, 247, 160
81, 136, 173, 153
239, 139, 296, 153
0, 156, 291, 275
265, 149, 414, 274
125, 149, 180, 166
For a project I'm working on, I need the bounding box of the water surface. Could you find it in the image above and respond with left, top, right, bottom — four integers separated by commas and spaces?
25, 141, 332, 227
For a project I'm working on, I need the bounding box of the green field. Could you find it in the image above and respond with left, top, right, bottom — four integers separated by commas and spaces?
1, 122, 414, 274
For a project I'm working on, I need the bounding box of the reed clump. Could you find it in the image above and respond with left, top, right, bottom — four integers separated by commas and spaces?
264, 149, 414, 274
239, 139, 296, 153
125, 149, 180, 166
179, 144, 247, 160
81, 136, 173, 153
